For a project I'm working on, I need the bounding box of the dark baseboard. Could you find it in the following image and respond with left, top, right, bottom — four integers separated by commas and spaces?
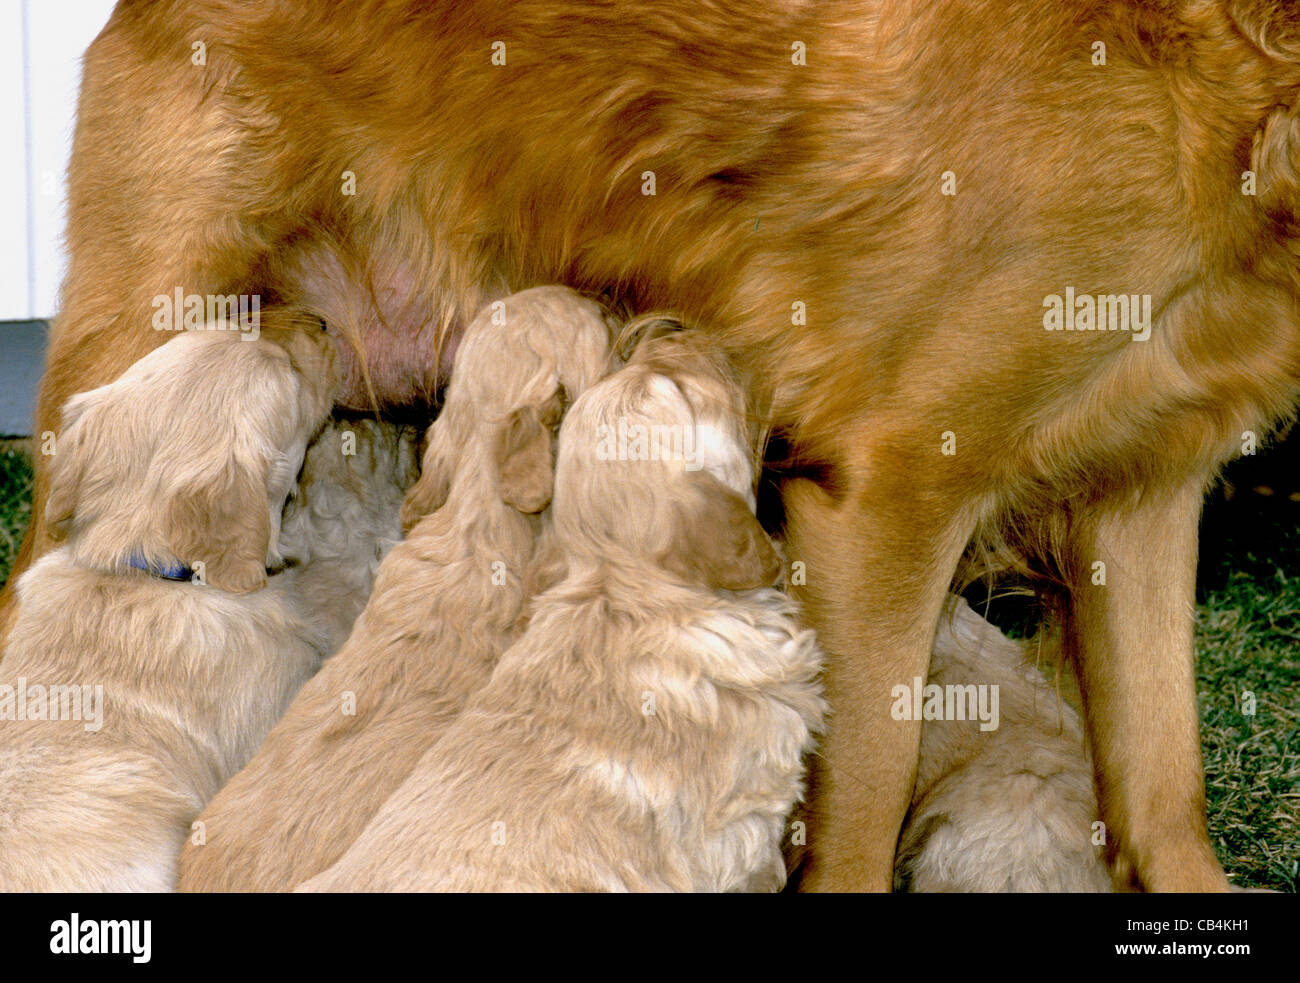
0, 320, 49, 437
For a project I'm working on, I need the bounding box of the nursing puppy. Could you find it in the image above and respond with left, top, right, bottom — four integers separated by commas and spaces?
274, 415, 421, 649
299, 331, 826, 892
179, 287, 614, 892
0, 327, 410, 891
19, 1, 1300, 890
894, 597, 1110, 893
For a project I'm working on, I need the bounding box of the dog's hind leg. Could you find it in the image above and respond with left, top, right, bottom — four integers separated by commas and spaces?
781, 459, 979, 892
1066, 480, 1229, 892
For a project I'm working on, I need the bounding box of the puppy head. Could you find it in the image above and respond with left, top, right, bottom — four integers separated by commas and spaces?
46, 322, 337, 591
624, 324, 759, 504
400, 286, 615, 528
277, 416, 421, 567
552, 334, 780, 591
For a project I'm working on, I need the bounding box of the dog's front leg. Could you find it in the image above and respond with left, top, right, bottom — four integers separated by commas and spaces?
782, 466, 977, 892
1067, 481, 1229, 891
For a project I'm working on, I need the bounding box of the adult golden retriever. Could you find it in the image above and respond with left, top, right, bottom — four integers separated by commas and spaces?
4, 0, 1299, 891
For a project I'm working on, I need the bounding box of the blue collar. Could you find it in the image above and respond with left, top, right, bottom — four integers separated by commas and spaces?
124, 551, 193, 582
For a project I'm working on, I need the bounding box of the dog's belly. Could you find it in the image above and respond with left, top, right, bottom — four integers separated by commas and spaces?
327, 315, 462, 411
282, 240, 470, 410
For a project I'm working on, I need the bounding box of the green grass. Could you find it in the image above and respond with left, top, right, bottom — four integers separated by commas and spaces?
1194, 493, 1300, 892
963, 490, 1300, 891
0, 442, 1293, 890
0, 444, 32, 588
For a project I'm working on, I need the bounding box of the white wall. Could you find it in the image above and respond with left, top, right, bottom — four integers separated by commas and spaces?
0, 0, 119, 321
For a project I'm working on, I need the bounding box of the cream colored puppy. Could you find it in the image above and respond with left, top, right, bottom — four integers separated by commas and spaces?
179, 287, 615, 891
894, 596, 1110, 892
0, 326, 412, 891
299, 329, 826, 893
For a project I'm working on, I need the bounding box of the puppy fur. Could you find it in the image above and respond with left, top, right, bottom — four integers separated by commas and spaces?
0, 330, 411, 891
178, 287, 614, 892
298, 332, 826, 892
11, 0, 1300, 891
894, 597, 1110, 893
44, 322, 336, 594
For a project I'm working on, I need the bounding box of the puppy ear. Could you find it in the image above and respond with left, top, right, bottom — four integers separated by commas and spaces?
45, 437, 84, 540
400, 428, 452, 531
615, 314, 683, 362
661, 471, 781, 591
161, 459, 271, 593
43, 393, 96, 539
496, 402, 556, 514
400, 403, 474, 530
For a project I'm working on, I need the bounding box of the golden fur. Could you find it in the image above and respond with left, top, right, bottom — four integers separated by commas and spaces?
0, 330, 416, 890
178, 287, 614, 891
6, 0, 1300, 890
44, 319, 335, 594
297, 332, 825, 891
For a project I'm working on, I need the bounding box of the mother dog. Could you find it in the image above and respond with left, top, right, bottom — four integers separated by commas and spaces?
5, 0, 1299, 891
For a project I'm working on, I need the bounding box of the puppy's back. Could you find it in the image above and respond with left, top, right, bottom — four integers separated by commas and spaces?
895, 598, 1110, 893
0, 552, 320, 891
300, 575, 824, 893
0, 730, 196, 891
